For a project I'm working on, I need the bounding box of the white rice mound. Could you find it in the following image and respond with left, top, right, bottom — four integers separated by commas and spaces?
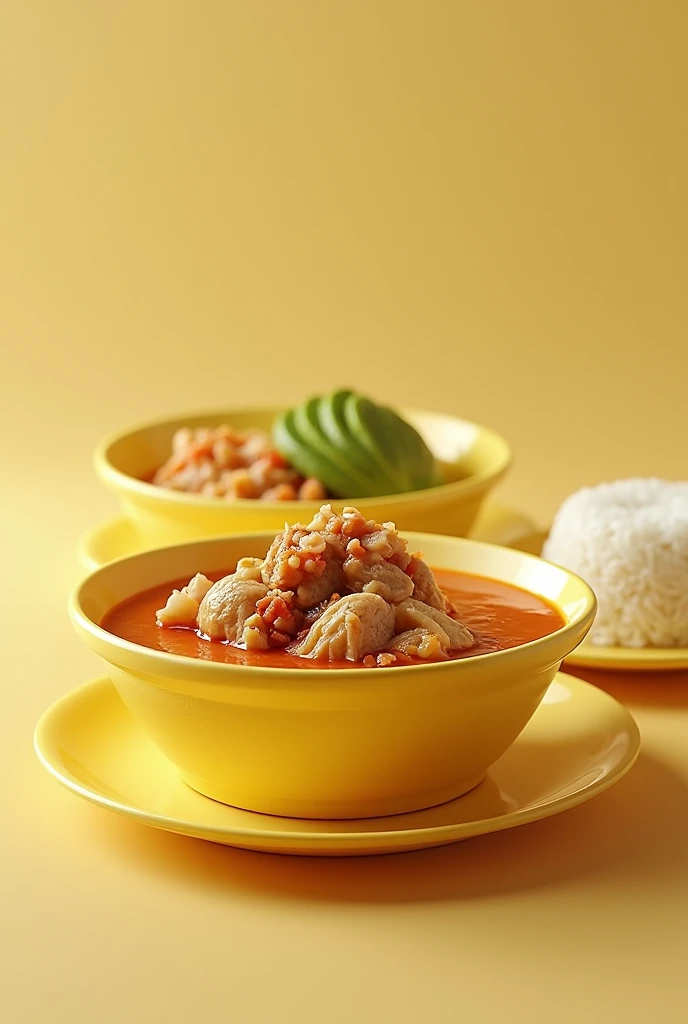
542, 478, 688, 648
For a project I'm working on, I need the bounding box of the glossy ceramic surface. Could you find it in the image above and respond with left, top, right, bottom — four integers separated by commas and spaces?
566, 643, 688, 672
77, 501, 538, 571
69, 531, 596, 819
34, 673, 640, 856
512, 528, 688, 672
94, 406, 511, 546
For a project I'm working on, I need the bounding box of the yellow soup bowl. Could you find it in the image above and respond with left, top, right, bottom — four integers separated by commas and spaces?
69, 532, 596, 820
94, 407, 511, 547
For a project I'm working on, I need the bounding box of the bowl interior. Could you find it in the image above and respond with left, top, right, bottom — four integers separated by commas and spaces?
101, 406, 510, 498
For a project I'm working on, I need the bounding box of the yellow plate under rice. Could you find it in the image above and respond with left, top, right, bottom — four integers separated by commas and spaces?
511, 528, 688, 672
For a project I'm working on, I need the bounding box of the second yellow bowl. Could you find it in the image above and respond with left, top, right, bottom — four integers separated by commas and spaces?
94, 406, 511, 547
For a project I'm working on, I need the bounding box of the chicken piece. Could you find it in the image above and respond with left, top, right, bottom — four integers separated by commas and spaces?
343, 555, 414, 604
306, 505, 410, 566
233, 557, 264, 581
238, 431, 273, 463
406, 557, 448, 611
292, 593, 395, 662
153, 425, 327, 501
155, 573, 214, 626
301, 593, 342, 630
357, 526, 410, 569
305, 503, 337, 531
394, 599, 474, 651
261, 524, 346, 610
197, 575, 268, 641
156, 589, 200, 627
183, 573, 214, 603
295, 553, 345, 610
389, 628, 449, 661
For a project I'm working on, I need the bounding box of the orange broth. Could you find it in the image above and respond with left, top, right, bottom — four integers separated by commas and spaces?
101, 568, 566, 669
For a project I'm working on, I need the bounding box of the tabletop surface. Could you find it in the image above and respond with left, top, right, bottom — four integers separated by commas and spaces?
6, 441, 688, 1024
4, 3, 688, 1021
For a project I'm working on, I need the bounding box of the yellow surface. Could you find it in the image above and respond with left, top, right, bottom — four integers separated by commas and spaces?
34, 674, 640, 855
69, 531, 595, 818
4, 2, 688, 1021
95, 406, 511, 545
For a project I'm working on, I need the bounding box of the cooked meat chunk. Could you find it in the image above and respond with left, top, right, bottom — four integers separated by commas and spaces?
197, 575, 268, 641
156, 589, 201, 627
343, 556, 414, 604
153, 425, 326, 501
389, 628, 449, 661
155, 572, 214, 626
356, 527, 410, 569
292, 593, 395, 662
301, 594, 340, 629
306, 505, 410, 565
261, 528, 289, 581
394, 599, 474, 651
183, 572, 214, 603
406, 557, 447, 611
295, 554, 345, 610
233, 557, 265, 581
261, 523, 346, 610
262, 507, 413, 609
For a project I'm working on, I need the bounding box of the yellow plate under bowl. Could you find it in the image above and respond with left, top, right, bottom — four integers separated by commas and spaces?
77, 501, 540, 572
34, 673, 640, 857
508, 528, 688, 673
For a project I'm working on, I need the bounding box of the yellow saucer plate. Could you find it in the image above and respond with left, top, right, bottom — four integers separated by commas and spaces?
509, 528, 688, 672
76, 501, 541, 571
34, 673, 639, 857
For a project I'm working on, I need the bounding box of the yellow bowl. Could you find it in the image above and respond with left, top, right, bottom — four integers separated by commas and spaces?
94, 406, 511, 547
69, 532, 596, 820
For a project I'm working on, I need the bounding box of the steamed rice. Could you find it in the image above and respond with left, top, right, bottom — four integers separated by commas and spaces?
542, 478, 688, 648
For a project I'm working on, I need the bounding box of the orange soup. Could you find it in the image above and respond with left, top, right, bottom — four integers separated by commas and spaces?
102, 568, 565, 670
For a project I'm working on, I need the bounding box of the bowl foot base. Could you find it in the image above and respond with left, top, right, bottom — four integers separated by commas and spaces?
179, 771, 488, 821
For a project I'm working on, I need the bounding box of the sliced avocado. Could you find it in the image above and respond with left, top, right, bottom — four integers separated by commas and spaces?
344, 394, 415, 492
294, 397, 374, 497
373, 405, 419, 489
273, 409, 361, 497
319, 390, 402, 494
274, 391, 440, 499
382, 406, 439, 490
349, 396, 438, 492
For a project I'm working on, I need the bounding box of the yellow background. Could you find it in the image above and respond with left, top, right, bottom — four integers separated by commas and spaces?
3, 3, 688, 1022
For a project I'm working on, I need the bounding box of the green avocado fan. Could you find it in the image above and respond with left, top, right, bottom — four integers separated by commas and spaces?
273, 390, 441, 498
